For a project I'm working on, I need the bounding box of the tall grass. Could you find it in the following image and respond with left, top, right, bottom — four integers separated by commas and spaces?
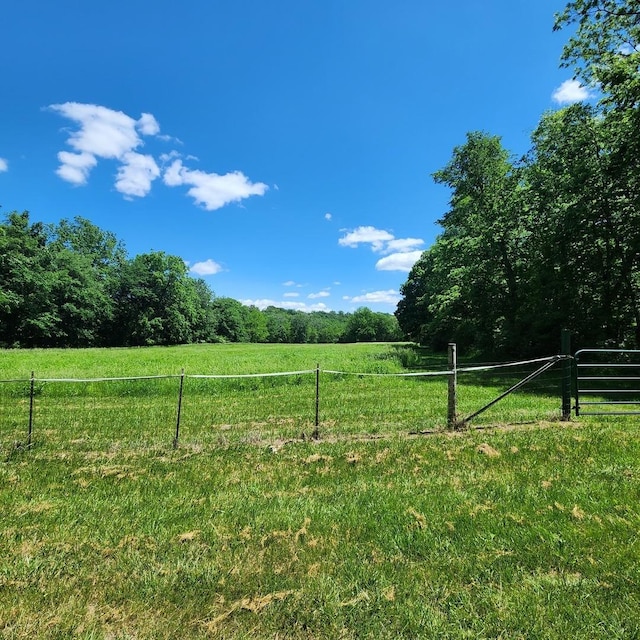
1, 344, 639, 638
0, 343, 564, 452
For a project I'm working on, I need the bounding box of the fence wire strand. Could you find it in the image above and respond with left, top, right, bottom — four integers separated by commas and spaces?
1, 355, 570, 450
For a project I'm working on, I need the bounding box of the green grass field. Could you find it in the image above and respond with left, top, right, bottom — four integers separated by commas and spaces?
0, 343, 564, 451
1, 344, 638, 638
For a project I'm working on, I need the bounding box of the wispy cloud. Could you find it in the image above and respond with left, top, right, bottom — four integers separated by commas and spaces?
163, 159, 268, 211
0, 157, 9, 173
339, 225, 424, 272
552, 79, 593, 104
308, 290, 330, 299
49, 102, 162, 197
190, 259, 223, 276
343, 290, 400, 305
375, 250, 423, 272
241, 298, 330, 312
339, 226, 394, 251
382, 238, 423, 255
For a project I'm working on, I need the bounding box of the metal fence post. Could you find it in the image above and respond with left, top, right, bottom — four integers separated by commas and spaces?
561, 329, 572, 420
173, 369, 185, 449
312, 364, 320, 440
447, 344, 458, 429
27, 371, 35, 447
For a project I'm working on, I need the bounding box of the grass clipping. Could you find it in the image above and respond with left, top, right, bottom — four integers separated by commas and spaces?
202, 590, 296, 631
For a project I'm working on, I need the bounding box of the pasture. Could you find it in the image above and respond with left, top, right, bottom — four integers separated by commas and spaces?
1, 343, 638, 638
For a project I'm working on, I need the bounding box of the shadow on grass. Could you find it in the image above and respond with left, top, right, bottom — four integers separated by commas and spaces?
385, 343, 565, 400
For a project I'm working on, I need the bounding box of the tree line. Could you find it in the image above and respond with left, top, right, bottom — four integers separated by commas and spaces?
0, 211, 402, 348
396, 0, 640, 356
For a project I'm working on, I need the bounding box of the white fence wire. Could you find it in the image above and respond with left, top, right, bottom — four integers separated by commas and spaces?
0, 355, 566, 451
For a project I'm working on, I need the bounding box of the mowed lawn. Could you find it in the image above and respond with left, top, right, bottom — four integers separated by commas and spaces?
1, 344, 638, 638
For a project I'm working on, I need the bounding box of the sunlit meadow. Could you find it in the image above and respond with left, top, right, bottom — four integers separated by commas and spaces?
1, 344, 638, 638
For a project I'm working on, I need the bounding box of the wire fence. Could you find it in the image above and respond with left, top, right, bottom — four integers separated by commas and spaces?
1, 355, 568, 453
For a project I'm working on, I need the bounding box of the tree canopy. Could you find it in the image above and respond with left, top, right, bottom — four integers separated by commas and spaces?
396, 0, 640, 355
0, 212, 402, 348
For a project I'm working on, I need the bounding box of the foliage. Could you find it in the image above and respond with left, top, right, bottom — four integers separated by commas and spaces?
0, 212, 401, 347
397, 0, 640, 356
343, 307, 404, 343
555, 0, 640, 108
0, 213, 122, 347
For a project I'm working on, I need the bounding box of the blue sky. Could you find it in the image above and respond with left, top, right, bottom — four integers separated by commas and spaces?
1, 0, 591, 313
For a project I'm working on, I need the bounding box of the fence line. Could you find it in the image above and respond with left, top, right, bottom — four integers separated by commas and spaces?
188, 370, 316, 379
0, 355, 564, 386
1, 354, 567, 450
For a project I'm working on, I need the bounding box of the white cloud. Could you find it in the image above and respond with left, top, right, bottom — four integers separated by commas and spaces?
137, 112, 160, 136
49, 102, 161, 197
344, 290, 400, 305
339, 226, 394, 251
0, 158, 8, 172
55, 151, 98, 185
338, 225, 424, 256
283, 292, 300, 298
325, 212, 332, 221
308, 290, 330, 299
162, 159, 268, 211
190, 259, 223, 276
382, 238, 424, 255
159, 150, 182, 163
241, 298, 330, 312
338, 225, 424, 272
552, 79, 593, 104
116, 152, 161, 198
376, 250, 424, 272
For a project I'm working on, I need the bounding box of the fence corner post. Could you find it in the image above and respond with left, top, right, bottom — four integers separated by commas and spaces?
561, 329, 572, 421
447, 343, 458, 429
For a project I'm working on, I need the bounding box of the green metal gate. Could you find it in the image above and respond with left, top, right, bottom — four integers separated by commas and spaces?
574, 349, 640, 416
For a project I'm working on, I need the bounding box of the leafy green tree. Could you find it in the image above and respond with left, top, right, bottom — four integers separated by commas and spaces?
431, 132, 527, 353
244, 305, 269, 342
264, 307, 292, 343
47, 217, 126, 346
211, 297, 250, 343
553, 0, 640, 346
373, 311, 404, 342
0, 211, 53, 347
525, 103, 640, 348
311, 311, 349, 343
290, 313, 310, 343
343, 307, 377, 342
110, 251, 203, 346
555, 0, 640, 108
190, 278, 219, 343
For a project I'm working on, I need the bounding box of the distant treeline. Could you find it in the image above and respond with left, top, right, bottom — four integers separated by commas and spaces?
0, 211, 403, 348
